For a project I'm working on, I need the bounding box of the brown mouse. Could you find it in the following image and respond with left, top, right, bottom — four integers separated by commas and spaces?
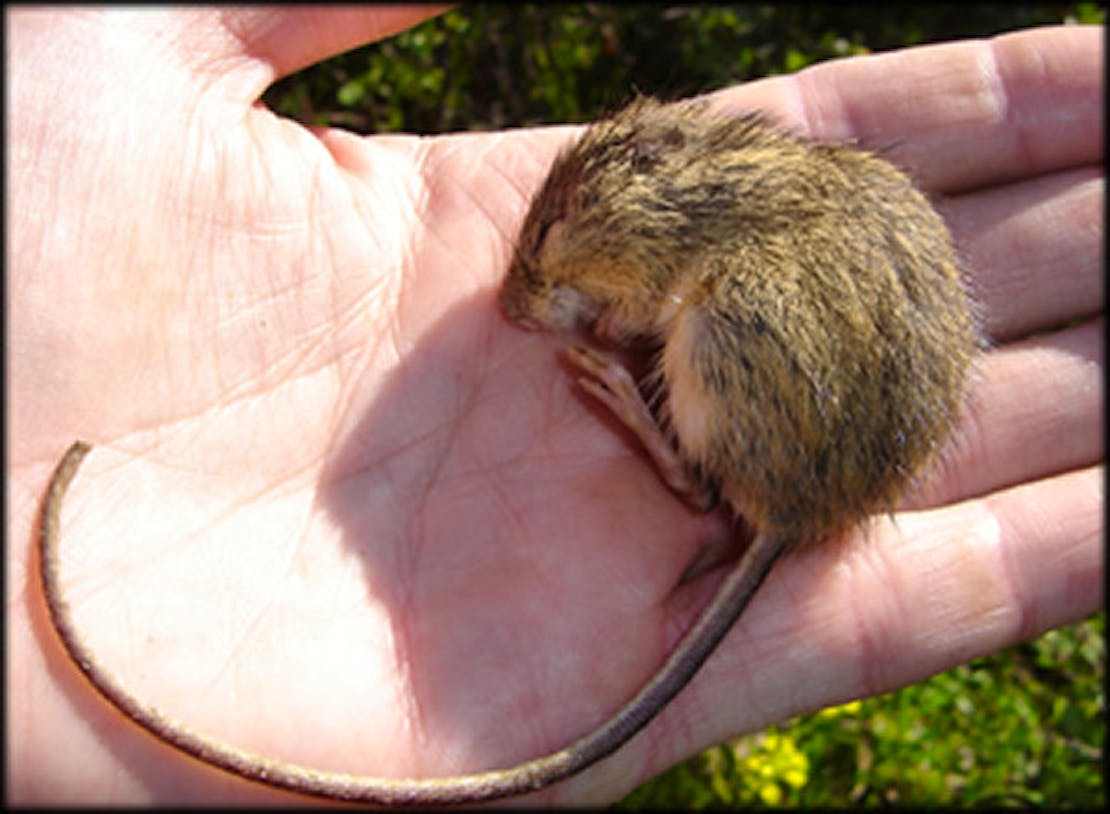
38, 94, 980, 805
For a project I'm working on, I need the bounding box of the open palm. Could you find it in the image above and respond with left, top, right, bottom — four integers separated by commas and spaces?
10, 8, 1102, 806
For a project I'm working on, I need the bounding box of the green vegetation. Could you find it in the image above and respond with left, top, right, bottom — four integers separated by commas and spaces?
618, 614, 1104, 807
264, 3, 1105, 133
265, 4, 1105, 807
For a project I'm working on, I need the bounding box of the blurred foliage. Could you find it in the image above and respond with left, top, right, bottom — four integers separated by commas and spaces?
618, 613, 1104, 808
264, 3, 1105, 134
263, 4, 1106, 809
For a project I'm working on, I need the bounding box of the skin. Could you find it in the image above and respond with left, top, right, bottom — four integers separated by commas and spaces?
41, 94, 981, 805
9, 8, 1103, 807
40, 439, 785, 804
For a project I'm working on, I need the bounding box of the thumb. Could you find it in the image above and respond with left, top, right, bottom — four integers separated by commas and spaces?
219, 5, 452, 91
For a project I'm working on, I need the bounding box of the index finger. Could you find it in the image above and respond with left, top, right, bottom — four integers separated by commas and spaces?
713, 24, 1103, 193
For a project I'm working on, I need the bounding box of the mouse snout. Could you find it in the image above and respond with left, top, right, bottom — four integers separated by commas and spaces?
498, 277, 540, 329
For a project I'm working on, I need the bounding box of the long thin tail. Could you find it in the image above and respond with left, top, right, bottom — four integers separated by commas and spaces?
38, 440, 783, 805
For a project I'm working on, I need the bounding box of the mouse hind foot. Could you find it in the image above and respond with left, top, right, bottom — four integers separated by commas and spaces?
565, 344, 717, 513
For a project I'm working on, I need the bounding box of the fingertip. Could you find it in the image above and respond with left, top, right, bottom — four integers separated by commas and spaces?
224, 5, 452, 86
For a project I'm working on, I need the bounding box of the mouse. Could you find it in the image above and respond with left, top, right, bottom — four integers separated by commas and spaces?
38, 93, 980, 806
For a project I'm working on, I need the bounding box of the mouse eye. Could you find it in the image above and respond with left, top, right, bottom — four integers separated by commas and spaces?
530, 218, 554, 258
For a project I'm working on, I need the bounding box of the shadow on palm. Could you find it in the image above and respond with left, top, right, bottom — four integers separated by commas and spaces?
314, 262, 726, 775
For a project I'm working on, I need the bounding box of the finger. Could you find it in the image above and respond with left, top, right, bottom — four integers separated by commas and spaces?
909, 317, 1103, 510
942, 167, 1103, 342
855, 465, 1103, 693
717, 25, 1102, 194
806, 24, 1103, 192
216, 5, 450, 90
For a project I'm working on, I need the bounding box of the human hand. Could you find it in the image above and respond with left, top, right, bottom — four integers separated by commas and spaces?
9, 7, 1102, 805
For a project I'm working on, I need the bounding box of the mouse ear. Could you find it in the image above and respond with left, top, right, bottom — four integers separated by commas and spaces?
629, 124, 686, 172
610, 96, 691, 173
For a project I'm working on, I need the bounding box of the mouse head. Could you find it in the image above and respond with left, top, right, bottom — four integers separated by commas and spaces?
500, 99, 678, 335
499, 136, 607, 332
499, 95, 732, 339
